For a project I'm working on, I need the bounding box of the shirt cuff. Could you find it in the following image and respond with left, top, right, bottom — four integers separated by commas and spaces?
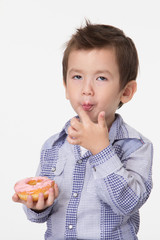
89, 145, 123, 179
23, 204, 53, 223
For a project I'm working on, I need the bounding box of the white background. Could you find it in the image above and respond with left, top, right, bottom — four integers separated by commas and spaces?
0, 0, 160, 239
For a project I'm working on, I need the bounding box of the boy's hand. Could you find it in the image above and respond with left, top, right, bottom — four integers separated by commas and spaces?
12, 183, 59, 211
67, 107, 110, 155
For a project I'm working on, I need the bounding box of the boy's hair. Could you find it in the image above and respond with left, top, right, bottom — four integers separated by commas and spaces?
62, 21, 139, 91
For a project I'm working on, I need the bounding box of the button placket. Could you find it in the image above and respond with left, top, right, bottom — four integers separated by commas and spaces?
65, 146, 87, 238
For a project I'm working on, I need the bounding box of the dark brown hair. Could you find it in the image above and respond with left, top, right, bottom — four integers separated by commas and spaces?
62, 21, 139, 87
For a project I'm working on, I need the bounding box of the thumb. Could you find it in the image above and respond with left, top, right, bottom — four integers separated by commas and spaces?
98, 111, 107, 127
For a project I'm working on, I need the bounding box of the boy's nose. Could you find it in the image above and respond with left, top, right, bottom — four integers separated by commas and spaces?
81, 81, 94, 96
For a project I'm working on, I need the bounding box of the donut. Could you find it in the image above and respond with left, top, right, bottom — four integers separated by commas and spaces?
14, 177, 54, 201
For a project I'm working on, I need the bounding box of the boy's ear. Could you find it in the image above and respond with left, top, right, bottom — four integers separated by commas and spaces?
120, 80, 137, 104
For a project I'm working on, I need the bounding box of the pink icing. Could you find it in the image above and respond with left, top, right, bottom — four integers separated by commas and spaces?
14, 177, 53, 194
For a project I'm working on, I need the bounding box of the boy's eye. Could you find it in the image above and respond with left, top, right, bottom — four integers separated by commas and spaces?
97, 76, 107, 81
73, 75, 82, 80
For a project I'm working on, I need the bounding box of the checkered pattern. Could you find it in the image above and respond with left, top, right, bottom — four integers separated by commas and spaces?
65, 145, 88, 238
40, 140, 63, 239
40, 140, 63, 179
105, 173, 139, 215
114, 144, 124, 159
101, 201, 123, 239
45, 216, 53, 239
115, 116, 129, 139
89, 145, 115, 167
128, 212, 140, 235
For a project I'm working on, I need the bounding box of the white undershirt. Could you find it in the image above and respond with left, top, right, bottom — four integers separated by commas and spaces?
80, 146, 88, 156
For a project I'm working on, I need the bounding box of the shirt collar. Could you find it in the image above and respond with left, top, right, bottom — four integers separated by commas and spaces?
109, 114, 141, 145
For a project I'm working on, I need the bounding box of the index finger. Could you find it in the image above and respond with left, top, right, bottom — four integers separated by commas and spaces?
12, 193, 20, 202
77, 106, 91, 123
12, 193, 30, 206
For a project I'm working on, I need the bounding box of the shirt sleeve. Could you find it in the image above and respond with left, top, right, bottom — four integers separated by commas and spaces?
22, 151, 55, 223
89, 139, 153, 217
23, 205, 54, 223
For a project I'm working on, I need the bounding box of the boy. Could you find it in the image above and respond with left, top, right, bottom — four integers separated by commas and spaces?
13, 21, 153, 239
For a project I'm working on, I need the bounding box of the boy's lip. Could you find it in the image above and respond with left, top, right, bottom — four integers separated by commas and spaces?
82, 103, 94, 111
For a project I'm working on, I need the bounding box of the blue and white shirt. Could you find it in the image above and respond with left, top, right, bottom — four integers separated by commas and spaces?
24, 114, 153, 240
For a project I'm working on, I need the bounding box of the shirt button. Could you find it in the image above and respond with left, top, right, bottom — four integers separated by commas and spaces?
51, 167, 56, 172
73, 192, 78, 197
68, 225, 73, 230
77, 159, 83, 164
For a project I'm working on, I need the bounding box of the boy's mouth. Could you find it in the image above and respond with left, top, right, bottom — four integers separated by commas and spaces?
82, 103, 94, 111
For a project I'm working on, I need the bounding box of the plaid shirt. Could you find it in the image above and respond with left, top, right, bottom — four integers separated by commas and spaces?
24, 114, 153, 240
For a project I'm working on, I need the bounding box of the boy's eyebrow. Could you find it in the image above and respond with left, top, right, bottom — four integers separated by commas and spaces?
95, 70, 113, 77
68, 68, 83, 74
68, 68, 113, 77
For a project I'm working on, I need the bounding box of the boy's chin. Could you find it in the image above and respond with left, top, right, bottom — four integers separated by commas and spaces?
88, 114, 98, 123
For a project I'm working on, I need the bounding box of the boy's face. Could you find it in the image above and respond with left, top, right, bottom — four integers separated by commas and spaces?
64, 48, 124, 127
